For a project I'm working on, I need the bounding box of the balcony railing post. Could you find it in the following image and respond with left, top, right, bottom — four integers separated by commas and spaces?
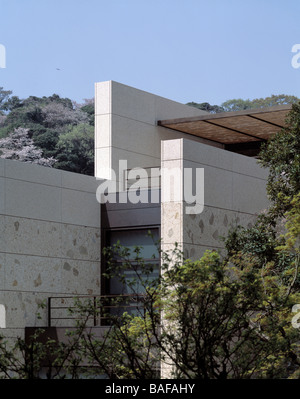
46, 294, 146, 327
48, 297, 51, 327
93, 296, 97, 327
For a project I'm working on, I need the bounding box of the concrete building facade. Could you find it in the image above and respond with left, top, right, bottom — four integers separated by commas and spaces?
0, 80, 290, 346
95, 80, 274, 271
0, 160, 101, 339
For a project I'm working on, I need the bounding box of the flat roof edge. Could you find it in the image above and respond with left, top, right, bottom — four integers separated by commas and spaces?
158, 104, 292, 125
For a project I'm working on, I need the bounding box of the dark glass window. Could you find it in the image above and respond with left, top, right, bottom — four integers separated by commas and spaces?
108, 228, 159, 295
104, 228, 160, 319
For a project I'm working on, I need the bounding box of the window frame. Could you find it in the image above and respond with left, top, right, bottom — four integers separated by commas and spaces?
101, 225, 161, 297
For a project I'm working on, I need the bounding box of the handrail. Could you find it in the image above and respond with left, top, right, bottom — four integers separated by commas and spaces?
48, 294, 146, 327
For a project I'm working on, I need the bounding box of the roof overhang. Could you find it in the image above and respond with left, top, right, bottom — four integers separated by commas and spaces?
158, 105, 291, 146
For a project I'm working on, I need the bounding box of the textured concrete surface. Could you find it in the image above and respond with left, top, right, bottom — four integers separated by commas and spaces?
0, 158, 101, 337
94, 80, 221, 182
161, 139, 269, 259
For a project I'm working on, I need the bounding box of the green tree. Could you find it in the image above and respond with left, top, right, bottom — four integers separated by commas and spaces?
54, 123, 94, 175
37, 236, 299, 379
0, 87, 12, 113
0, 127, 56, 167
158, 251, 299, 378
221, 94, 299, 112
186, 101, 224, 113
221, 98, 254, 112
79, 99, 95, 126
187, 94, 299, 114
258, 103, 300, 216
0, 91, 95, 173
0, 226, 299, 378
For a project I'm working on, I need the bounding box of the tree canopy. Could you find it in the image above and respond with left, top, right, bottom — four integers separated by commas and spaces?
55, 123, 94, 175
0, 87, 298, 176
0, 127, 56, 167
187, 94, 299, 114
0, 88, 94, 175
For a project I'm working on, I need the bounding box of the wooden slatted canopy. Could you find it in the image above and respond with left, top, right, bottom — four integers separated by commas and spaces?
158, 105, 291, 146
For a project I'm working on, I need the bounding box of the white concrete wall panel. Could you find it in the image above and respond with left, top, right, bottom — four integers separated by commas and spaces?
0, 159, 101, 335
94, 80, 212, 180
5, 179, 62, 222
5, 159, 62, 187
161, 139, 269, 260
61, 188, 100, 227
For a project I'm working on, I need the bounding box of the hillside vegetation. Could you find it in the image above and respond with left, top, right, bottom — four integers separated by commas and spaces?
0, 88, 298, 176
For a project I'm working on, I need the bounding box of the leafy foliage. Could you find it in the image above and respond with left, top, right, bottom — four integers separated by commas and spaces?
0, 87, 12, 113
187, 94, 299, 114
0, 202, 299, 379
0, 127, 56, 167
1, 86, 298, 177
11, 237, 296, 380
222, 95, 299, 112
55, 124, 94, 175
186, 101, 225, 113
158, 250, 299, 378
258, 103, 300, 215
0, 88, 94, 175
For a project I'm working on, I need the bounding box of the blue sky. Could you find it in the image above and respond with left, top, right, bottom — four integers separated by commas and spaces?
1, 0, 300, 105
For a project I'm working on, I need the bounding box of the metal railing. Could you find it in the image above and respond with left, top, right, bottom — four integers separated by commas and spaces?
47, 294, 146, 327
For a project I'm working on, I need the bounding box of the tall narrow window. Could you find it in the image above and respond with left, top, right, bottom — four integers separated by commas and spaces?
108, 228, 159, 295
104, 228, 160, 319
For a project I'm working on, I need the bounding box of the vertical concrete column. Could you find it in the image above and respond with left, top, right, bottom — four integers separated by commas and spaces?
95, 81, 112, 180
160, 139, 184, 379
161, 139, 184, 255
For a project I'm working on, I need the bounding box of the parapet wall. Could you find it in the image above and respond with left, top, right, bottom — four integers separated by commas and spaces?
95, 80, 221, 183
